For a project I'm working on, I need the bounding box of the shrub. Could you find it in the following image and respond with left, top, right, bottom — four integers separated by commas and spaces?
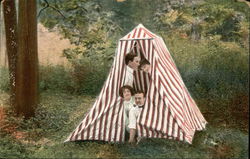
70, 58, 110, 95
0, 67, 10, 92
39, 65, 75, 93
165, 35, 249, 99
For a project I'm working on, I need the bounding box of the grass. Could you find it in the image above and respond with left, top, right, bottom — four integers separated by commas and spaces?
0, 91, 248, 159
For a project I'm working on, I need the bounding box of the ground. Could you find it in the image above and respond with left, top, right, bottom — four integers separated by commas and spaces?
0, 91, 248, 158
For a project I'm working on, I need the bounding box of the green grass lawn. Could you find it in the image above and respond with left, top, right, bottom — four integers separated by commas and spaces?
0, 91, 248, 159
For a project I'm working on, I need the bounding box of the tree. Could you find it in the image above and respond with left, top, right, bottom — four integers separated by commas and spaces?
15, 0, 39, 118
2, 0, 18, 108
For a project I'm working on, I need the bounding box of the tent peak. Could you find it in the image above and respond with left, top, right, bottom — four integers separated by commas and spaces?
137, 24, 145, 28
120, 24, 157, 40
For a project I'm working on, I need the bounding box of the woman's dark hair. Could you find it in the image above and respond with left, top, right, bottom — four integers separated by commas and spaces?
119, 85, 135, 98
139, 59, 150, 70
125, 52, 137, 65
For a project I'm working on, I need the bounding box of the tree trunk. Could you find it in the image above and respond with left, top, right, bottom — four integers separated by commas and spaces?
15, 0, 38, 118
2, 0, 18, 107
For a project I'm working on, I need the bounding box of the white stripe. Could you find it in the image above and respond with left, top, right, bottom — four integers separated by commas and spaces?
162, 105, 169, 134
156, 98, 163, 131
180, 130, 184, 141
173, 123, 178, 138
168, 115, 173, 136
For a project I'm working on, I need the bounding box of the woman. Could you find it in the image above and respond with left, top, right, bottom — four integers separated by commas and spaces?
139, 58, 151, 73
119, 85, 135, 135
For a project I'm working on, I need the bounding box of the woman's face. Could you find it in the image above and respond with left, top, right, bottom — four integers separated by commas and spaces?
141, 64, 151, 73
123, 88, 132, 101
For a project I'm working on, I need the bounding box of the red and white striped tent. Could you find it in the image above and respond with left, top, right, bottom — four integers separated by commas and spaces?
65, 24, 207, 144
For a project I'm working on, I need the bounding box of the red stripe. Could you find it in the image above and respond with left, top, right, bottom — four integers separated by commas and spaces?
176, 127, 181, 141
148, 83, 155, 137
128, 33, 131, 39
157, 62, 184, 106
156, 46, 183, 90
184, 94, 201, 129
183, 94, 197, 129
102, 68, 116, 141
143, 72, 148, 92
143, 101, 150, 137
158, 60, 183, 97
155, 38, 180, 75
87, 107, 96, 139
142, 28, 155, 38
155, 87, 161, 137
99, 82, 110, 140
82, 115, 89, 140
133, 71, 140, 91
137, 28, 142, 38
171, 117, 175, 137
159, 98, 165, 134
132, 28, 138, 38
148, 40, 152, 60
158, 76, 184, 120
141, 40, 146, 58
76, 123, 82, 140
186, 89, 205, 129
144, 101, 150, 137
113, 100, 122, 142
154, 39, 184, 88
166, 107, 171, 135
137, 71, 144, 91
69, 129, 76, 141
108, 100, 118, 141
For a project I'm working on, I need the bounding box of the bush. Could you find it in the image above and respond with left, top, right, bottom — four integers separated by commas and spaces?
70, 58, 110, 95
0, 67, 10, 92
63, 46, 113, 96
39, 65, 75, 93
165, 35, 249, 99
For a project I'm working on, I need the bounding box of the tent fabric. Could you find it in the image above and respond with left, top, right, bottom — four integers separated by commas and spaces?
65, 24, 207, 144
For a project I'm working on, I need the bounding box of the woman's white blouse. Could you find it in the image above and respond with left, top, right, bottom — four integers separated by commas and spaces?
124, 97, 134, 132
124, 66, 134, 87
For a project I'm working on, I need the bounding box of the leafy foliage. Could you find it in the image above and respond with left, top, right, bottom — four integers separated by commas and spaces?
155, 0, 249, 47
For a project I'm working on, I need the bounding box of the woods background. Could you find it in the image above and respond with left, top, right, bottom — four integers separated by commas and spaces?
0, 0, 249, 158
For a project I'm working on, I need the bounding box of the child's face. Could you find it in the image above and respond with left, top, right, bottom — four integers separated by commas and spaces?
141, 64, 151, 73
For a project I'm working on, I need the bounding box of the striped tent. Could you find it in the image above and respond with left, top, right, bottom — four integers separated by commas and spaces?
65, 24, 207, 144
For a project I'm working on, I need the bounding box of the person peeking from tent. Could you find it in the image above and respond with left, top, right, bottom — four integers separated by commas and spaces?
124, 52, 140, 87
125, 52, 140, 70
119, 85, 135, 139
139, 59, 151, 73
128, 90, 145, 144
